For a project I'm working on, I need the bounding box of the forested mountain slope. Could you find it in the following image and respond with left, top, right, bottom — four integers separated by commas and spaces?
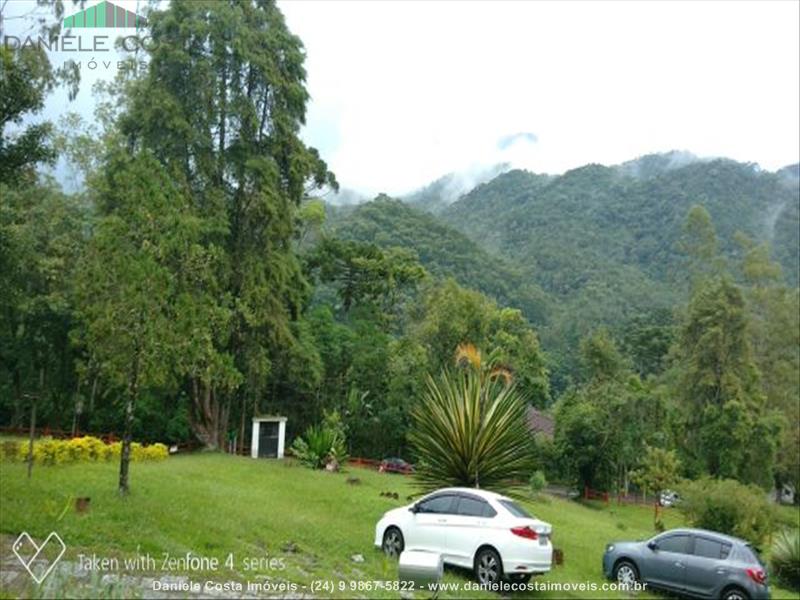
327, 196, 551, 325
442, 158, 799, 289
329, 156, 799, 390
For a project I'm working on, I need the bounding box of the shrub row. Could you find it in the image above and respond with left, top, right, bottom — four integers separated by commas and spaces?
0, 436, 168, 465
678, 477, 775, 548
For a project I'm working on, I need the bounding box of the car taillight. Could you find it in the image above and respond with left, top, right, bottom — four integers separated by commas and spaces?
511, 526, 538, 540
746, 568, 766, 585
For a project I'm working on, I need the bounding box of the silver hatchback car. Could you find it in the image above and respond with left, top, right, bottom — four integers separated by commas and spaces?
602, 528, 770, 600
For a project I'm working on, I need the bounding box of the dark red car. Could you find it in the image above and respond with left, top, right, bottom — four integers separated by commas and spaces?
379, 457, 414, 474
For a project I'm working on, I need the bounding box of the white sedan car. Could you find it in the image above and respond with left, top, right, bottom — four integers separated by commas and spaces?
374, 487, 552, 585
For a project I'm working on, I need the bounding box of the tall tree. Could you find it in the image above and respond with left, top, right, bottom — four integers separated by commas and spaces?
116, 0, 335, 447
678, 204, 725, 288
0, 181, 86, 430
76, 152, 194, 493
674, 276, 782, 487
736, 234, 800, 495
411, 279, 549, 406
554, 329, 663, 493
631, 446, 681, 525
0, 46, 56, 186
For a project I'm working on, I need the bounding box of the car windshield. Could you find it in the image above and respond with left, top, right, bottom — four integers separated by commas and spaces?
499, 499, 533, 519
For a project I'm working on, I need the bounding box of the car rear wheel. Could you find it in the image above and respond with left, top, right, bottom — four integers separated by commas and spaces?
613, 560, 639, 590
381, 527, 404, 558
721, 587, 749, 600
474, 547, 503, 585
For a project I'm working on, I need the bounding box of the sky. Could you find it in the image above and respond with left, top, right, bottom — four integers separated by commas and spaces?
3, 0, 799, 196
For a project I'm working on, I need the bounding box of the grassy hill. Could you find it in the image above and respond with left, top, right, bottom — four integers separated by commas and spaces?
3, 453, 797, 599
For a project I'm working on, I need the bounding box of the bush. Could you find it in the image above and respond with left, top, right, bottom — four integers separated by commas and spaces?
529, 470, 547, 495
678, 478, 776, 548
409, 346, 534, 496
771, 528, 800, 589
1, 440, 20, 460
1, 436, 167, 465
66, 436, 107, 461
291, 424, 348, 470
105, 441, 122, 460
143, 443, 169, 461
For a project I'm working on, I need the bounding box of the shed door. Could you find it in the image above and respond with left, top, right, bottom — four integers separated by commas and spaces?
258, 422, 279, 458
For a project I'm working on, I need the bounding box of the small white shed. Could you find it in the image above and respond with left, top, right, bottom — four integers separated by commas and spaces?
251, 416, 287, 459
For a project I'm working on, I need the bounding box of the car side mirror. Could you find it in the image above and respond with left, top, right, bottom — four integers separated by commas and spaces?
647, 541, 658, 551
409, 504, 419, 514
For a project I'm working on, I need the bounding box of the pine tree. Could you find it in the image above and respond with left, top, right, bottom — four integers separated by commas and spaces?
676, 276, 781, 487
114, 0, 336, 447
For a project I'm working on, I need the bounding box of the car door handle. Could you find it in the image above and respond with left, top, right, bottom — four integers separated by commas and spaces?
437, 518, 447, 523
716, 568, 728, 574
674, 561, 685, 568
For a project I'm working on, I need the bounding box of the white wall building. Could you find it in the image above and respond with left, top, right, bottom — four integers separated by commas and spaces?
251, 416, 287, 459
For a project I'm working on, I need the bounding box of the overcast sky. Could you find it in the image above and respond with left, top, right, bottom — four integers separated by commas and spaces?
281, 0, 800, 195
4, 0, 799, 196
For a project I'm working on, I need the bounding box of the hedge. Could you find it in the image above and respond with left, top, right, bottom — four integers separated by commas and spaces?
0, 436, 168, 465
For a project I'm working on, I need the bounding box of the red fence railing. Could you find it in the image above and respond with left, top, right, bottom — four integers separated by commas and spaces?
614, 493, 650, 506
0, 426, 120, 443
347, 457, 414, 475
0, 426, 205, 451
584, 486, 609, 504
348, 457, 382, 468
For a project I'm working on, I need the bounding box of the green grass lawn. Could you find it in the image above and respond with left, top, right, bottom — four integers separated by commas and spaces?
0, 453, 797, 599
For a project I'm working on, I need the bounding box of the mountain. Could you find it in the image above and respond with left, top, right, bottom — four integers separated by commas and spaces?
614, 150, 704, 180
327, 196, 550, 325
442, 158, 799, 289
326, 154, 799, 390
777, 163, 800, 184
403, 163, 512, 214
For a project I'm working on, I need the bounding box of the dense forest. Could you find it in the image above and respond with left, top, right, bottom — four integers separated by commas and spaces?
1, 1, 797, 499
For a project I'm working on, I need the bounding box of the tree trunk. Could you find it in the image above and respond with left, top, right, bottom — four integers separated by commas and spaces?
71, 376, 82, 437
189, 378, 221, 449
12, 367, 23, 427
89, 374, 98, 413
26, 398, 36, 479
118, 350, 139, 495
218, 391, 230, 450
238, 392, 247, 455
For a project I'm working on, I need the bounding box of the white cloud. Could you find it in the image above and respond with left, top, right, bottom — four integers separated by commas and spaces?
5, 1, 797, 196
280, 0, 800, 195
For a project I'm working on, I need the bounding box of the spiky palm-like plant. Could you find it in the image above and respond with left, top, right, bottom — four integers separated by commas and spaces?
771, 528, 800, 589
409, 344, 534, 496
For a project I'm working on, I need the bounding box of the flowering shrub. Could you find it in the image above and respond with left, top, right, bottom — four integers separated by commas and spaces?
1, 436, 168, 465
138, 443, 169, 461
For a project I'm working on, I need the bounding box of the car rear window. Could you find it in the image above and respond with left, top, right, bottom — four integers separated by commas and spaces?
694, 537, 724, 559
741, 544, 765, 566
455, 496, 489, 517
499, 499, 533, 519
